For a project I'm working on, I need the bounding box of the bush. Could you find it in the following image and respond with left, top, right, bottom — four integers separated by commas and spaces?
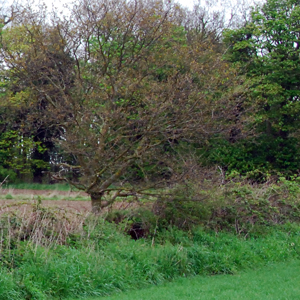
4, 194, 13, 200
147, 178, 300, 235
204, 136, 300, 181
0, 166, 17, 184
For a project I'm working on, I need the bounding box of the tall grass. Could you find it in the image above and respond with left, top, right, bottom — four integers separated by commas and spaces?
0, 203, 300, 299
1, 177, 300, 299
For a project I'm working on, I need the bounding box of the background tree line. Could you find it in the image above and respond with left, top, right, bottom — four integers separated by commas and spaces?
0, 0, 299, 210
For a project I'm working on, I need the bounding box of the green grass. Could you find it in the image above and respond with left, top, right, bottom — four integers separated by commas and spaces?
83, 260, 300, 300
4, 193, 13, 199
5, 183, 74, 191
1, 221, 300, 299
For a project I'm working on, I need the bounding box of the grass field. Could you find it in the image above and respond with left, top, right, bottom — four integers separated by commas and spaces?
0, 182, 90, 201
80, 260, 300, 300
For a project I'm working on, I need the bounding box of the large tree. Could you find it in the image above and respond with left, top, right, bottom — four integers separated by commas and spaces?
0, 0, 235, 211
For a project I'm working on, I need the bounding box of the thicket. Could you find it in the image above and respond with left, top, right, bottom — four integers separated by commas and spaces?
217, 0, 300, 179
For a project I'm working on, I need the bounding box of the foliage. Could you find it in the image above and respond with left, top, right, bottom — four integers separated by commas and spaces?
0, 20, 69, 183
204, 135, 300, 179
148, 176, 300, 234
0, 0, 236, 211
222, 0, 300, 175
0, 180, 299, 299
102, 176, 300, 236
0, 130, 49, 182
0, 166, 17, 183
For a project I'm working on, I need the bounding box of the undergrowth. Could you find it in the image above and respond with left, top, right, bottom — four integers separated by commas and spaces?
0, 204, 299, 299
0, 178, 300, 299
147, 176, 300, 234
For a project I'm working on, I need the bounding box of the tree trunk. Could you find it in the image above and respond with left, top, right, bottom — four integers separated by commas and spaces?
90, 192, 104, 214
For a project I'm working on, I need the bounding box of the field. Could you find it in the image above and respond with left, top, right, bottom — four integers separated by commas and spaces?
0, 187, 91, 217
0, 186, 140, 214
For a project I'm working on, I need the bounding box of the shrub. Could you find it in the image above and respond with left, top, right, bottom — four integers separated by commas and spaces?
148, 177, 300, 235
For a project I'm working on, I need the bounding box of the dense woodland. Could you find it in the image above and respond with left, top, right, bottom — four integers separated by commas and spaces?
0, 0, 299, 210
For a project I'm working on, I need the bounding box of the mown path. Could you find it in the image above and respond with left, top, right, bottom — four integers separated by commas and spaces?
80, 260, 300, 300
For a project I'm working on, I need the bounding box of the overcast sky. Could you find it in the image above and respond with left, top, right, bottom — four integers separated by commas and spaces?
5, 0, 259, 20
43, 0, 197, 12
5, 0, 254, 15
177, 0, 195, 9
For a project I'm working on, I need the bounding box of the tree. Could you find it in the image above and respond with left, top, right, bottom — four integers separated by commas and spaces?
223, 0, 300, 174
0, 0, 235, 212
0, 5, 75, 182
0, 6, 54, 183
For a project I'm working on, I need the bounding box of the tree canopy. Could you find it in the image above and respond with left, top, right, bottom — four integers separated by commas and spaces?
0, 0, 236, 211
225, 0, 300, 134
0, 0, 300, 208
220, 0, 300, 176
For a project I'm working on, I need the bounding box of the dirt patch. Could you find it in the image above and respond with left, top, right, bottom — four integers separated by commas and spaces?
0, 189, 90, 214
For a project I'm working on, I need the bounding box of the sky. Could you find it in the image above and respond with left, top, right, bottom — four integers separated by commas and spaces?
4, 0, 258, 21
177, 0, 195, 9
42, 0, 196, 12
4, 0, 247, 15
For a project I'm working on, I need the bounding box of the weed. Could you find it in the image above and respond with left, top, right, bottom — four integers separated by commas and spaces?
4, 194, 13, 200
0, 178, 300, 299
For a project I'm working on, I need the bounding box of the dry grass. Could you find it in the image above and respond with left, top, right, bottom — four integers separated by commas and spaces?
0, 202, 90, 248
0, 188, 147, 249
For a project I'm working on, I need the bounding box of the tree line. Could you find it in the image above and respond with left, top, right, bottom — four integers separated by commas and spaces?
0, 0, 299, 211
